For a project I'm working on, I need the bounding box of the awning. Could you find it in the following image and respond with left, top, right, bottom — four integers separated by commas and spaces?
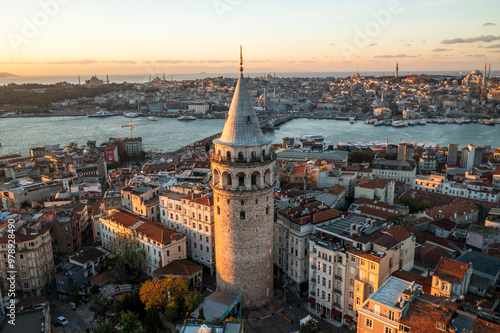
308, 297, 316, 307
344, 315, 353, 322
331, 308, 342, 318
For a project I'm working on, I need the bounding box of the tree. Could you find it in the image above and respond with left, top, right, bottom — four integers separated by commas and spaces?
139, 276, 189, 311
185, 291, 204, 314
299, 318, 321, 333
114, 292, 146, 318
94, 320, 114, 333
111, 234, 147, 284
143, 306, 163, 333
69, 284, 82, 304
90, 285, 100, 295
198, 307, 205, 320
120, 310, 140, 333
90, 293, 107, 317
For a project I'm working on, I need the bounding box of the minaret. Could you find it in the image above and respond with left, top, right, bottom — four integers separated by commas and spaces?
483, 63, 486, 86
106, 74, 109, 85
78, 75, 81, 85
395, 63, 399, 77
210, 47, 275, 308
488, 63, 491, 78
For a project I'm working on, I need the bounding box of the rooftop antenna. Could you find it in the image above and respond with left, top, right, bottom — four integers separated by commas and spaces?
239, 45, 244, 73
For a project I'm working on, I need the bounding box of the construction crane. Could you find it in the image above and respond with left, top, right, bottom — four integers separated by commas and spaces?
119, 120, 150, 138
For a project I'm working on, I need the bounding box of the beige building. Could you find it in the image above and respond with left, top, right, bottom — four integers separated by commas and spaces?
99, 209, 187, 276
121, 185, 161, 222
354, 177, 395, 204
0, 223, 54, 297
1, 182, 62, 209
431, 257, 472, 298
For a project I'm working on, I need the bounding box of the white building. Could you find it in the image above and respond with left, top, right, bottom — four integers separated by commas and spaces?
159, 190, 215, 273
372, 159, 416, 187
188, 103, 210, 114
99, 209, 187, 276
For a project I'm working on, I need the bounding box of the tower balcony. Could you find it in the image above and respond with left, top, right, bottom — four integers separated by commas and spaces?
214, 182, 275, 193
209, 152, 276, 166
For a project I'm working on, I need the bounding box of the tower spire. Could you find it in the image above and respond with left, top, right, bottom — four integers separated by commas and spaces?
239, 45, 243, 73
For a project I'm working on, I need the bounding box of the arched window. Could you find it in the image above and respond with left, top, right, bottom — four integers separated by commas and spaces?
227, 173, 232, 186
240, 211, 245, 220
217, 206, 220, 215
213, 169, 220, 185
262, 149, 266, 158
251, 151, 256, 160
218, 150, 221, 156
238, 152, 244, 162
226, 151, 231, 160
264, 169, 271, 184
251, 173, 257, 186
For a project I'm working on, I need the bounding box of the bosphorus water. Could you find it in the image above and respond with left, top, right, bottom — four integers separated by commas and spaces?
0, 117, 498, 156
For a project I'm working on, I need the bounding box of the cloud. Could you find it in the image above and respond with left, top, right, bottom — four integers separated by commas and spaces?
45, 60, 100, 65
111, 60, 137, 64
479, 43, 500, 49
404, 43, 411, 46
483, 22, 496, 26
368, 43, 377, 47
300, 60, 315, 63
441, 35, 500, 44
488, 50, 500, 53
432, 48, 451, 52
330, 43, 335, 46
373, 54, 416, 58
465, 54, 486, 57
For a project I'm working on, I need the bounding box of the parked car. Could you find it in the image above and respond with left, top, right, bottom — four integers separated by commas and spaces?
57, 316, 69, 327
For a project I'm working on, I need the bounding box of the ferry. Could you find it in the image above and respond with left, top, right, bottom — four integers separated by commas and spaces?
147, 116, 159, 121
301, 135, 324, 142
178, 115, 196, 121
349, 117, 355, 124
124, 112, 139, 118
87, 110, 118, 118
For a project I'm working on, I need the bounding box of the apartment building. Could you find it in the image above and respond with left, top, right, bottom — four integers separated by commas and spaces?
1, 181, 62, 209
354, 177, 395, 204
431, 257, 472, 298
275, 199, 342, 294
159, 190, 215, 273
0, 224, 54, 297
308, 216, 415, 326
372, 159, 416, 187
121, 185, 161, 222
98, 209, 187, 276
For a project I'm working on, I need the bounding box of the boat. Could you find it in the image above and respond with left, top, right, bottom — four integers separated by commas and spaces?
483, 120, 495, 126
417, 120, 427, 125
384, 120, 392, 126
87, 110, 118, 117
349, 117, 355, 124
147, 116, 159, 121
373, 120, 384, 126
391, 120, 406, 127
124, 112, 139, 118
301, 135, 324, 142
408, 120, 417, 126
455, 119, 464, 125
178, 115, 196, 121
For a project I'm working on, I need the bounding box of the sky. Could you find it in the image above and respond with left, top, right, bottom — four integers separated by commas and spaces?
0, 0, 499, 76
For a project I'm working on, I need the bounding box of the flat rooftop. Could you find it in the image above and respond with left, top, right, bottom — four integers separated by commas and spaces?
1, 309, 45, 333
369, 276, 413, 309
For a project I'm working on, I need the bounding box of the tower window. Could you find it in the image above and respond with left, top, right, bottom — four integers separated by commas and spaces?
227, 174, 232, 186
226, 151, 231, 160
239, 175, 244, 186
255, 199, 258, 204
217, 206, 220, 215
240, 211, 245, 220
266, 207, 269, 214
251, 174, 257, 186
241, 200, 244, 206
238, 152, 244, 161
246, 116, 251, 123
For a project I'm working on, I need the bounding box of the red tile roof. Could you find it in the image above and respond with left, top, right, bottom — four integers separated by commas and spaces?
153, 259, 203, 278
433, 257, 471, 283
414, 243, 454, 269
356, 177, 391, 190
107, 209, 184, 245
347, 247, 383, 263
329, 185, 345, 196
471, 318, 500, 332
399, 295, 458, 333
354, 205, 397, 220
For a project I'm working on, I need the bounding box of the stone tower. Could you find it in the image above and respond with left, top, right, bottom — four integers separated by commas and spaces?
210, 48, 275, 308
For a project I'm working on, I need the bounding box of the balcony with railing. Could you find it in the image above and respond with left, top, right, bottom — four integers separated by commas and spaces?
311, 277, 317, 283
334, 288, 342, 295
311, 264, 317, 270
335, 274, 343, 281
210, 151, 276, 165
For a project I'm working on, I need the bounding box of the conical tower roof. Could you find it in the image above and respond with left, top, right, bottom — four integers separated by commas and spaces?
215, 49, 270, 147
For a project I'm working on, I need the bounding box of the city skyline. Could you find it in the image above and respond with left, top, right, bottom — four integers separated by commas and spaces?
1, 0, 499, 76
